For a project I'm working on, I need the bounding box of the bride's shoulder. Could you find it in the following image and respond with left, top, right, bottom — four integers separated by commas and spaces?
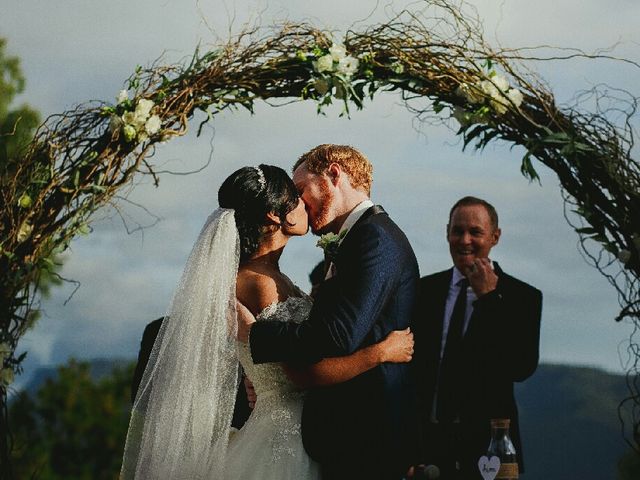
236, 267, 280, 315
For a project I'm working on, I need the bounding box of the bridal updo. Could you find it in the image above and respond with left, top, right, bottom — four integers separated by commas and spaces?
218, 164, 300, 261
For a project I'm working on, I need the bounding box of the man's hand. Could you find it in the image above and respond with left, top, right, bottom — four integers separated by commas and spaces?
376, 328, 414, 363
236, 300, 255, 343
465, 258, 498, 297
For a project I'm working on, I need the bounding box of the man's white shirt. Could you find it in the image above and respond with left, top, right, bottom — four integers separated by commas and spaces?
324, 199, 374, 280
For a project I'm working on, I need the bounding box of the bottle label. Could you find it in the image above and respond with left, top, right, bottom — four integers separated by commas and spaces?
496, 462, 519, 479
478, 455, 500, 480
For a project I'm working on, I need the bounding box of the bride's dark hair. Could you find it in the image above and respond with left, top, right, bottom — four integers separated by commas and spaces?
218, 164, 300, 261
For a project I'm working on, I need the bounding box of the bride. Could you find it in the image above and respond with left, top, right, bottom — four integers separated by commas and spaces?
120, 164, 414, 479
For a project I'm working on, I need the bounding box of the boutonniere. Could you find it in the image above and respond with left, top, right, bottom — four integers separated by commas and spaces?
316, 229, 348, 262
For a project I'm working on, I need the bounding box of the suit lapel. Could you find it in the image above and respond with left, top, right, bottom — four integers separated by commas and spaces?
322, 205, 385, 281
429, 269, 453, 365
350, 204, 386, 231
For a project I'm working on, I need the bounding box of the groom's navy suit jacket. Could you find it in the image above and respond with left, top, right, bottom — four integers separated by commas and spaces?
413, 264, 542, 474
250, 205, 421, 477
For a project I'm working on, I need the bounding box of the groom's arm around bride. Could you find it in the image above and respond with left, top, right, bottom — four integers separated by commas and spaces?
248, 145, 421, 480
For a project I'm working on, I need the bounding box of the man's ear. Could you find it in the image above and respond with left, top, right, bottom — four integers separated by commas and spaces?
326, 163, 341, 186
265, 211, 282, 226
492, 227, 502, 246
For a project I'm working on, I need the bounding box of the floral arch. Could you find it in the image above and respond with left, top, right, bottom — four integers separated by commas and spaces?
0, 1, 639, 465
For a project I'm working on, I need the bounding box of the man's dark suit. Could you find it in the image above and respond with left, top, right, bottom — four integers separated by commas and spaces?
414, 263, 542, 479
250, 206, 421, 479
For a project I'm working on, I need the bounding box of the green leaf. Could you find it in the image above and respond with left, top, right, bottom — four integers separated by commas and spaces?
476, 130, 500, 150
543, 132, 571, 144
520, 152, 541, 183
575, 227, 598, 235
591, 233, 609, 244
433, 100, 445, 114
462, 125, 488, 150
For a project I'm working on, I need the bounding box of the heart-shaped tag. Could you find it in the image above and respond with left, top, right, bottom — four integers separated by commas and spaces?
478, 455, 501, 480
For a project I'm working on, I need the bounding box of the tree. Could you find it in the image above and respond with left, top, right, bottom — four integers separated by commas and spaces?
0, 38, 40, 169
0, 37, 42, 478
9, 359, 134, 479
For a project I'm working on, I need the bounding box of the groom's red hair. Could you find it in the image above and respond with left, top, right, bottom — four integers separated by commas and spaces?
294, 144, 373, 195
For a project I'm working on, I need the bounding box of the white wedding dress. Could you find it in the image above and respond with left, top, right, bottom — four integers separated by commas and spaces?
121, 210, 321, 479
224, 295, 321, 479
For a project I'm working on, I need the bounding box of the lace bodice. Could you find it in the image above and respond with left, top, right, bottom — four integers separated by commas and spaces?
231, 295, 317, 468
238, 295, 312, 398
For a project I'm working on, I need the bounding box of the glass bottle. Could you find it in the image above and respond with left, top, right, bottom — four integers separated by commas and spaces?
484, 418, 518, 479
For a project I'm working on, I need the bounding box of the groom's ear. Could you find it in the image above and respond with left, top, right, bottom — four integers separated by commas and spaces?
326, 163, 341, 186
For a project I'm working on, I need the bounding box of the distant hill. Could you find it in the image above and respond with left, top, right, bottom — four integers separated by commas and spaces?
517, 363, 633, 479
19, 358, 132, 397
14, 360, 639, 478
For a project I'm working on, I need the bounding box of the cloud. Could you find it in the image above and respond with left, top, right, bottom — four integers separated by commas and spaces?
4, 0, 639, 383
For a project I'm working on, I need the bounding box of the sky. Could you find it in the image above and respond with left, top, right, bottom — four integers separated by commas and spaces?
2, 0, 639, 390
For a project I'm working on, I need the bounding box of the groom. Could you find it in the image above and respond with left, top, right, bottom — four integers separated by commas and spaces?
249, 144, 421, 480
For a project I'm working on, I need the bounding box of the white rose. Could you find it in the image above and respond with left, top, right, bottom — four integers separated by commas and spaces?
123, 111, 138, 128
490, 98, 508, 115
507, 88, 524, 108
490, 74, 510, 92
0, 368, 14, 387
337, 56, 359, 77
135, 99, 155, 119
145, 115, 162, 135
314, 78, 330, 96
116, 89, 129, 104
313, 54, 334, 73
479, 80, 500, 100
618, 249, 632, 264
329, 44, 347, 62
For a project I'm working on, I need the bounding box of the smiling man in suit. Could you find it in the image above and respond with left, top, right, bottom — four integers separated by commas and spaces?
414, 196, 542, 479
248, 144, 421, 480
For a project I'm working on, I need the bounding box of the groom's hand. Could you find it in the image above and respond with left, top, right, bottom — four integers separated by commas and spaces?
236, 300, 256, 343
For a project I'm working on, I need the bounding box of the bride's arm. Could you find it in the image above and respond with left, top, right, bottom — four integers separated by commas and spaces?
282, 328, 414, 388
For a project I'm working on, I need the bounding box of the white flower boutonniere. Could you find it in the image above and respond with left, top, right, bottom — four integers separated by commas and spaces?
316, 229, 348, 261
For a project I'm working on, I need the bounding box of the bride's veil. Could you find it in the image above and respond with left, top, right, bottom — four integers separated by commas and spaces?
120, 208, 240, 479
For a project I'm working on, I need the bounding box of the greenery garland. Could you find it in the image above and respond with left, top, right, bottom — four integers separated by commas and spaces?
0, 0, 638, 470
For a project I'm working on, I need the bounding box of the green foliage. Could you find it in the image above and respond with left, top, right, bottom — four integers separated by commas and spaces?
9, 359, 134, 479
0, 38, 41, 168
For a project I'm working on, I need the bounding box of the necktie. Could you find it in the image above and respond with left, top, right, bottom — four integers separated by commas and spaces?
436, 278, 469, 422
